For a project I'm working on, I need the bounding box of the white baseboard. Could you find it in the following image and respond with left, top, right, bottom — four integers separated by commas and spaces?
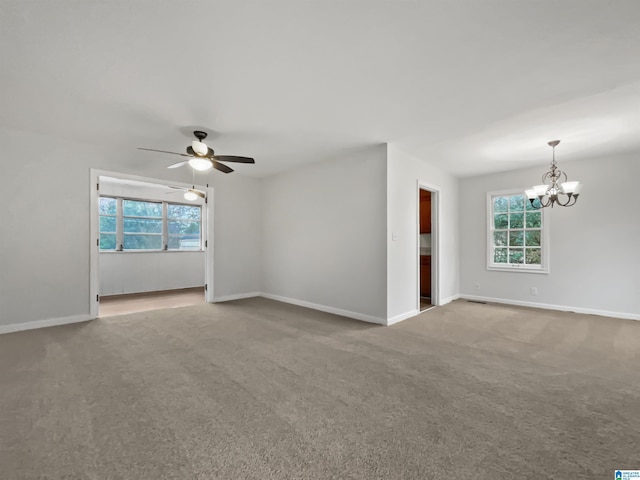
387, 309, 420, 326
440, 294, 460, 305
0, 314, 94, 335
458, 294, 640, 321
212, 292, 261, 303
260, 293, 386, 325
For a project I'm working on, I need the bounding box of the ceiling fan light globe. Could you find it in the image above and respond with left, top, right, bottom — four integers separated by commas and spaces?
192, 140, 209, 156
188, 158, 212, 171
184, 191, 199, 201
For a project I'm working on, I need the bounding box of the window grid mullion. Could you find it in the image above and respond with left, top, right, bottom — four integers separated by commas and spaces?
163, 202, 168, 250
117, 198, 123, 251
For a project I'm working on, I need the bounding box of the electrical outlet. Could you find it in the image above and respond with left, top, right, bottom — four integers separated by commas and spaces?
530, 287, 538, 296
474, 283, 480, 290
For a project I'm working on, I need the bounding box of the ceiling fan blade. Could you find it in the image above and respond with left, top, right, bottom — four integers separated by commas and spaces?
212, 155, 255, 164
138, 147, 191, 157
167, 161, 188, 169
193, 189, 206, 198
213, 160, 234, 174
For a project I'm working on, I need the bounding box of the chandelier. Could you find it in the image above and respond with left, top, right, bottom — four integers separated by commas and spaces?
525, 140, 582, 208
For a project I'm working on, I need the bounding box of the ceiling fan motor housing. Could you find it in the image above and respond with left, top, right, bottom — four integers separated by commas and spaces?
193, 131, 208, 141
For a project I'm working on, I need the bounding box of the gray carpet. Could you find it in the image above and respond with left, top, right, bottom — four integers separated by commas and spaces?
1, 298, 639, 479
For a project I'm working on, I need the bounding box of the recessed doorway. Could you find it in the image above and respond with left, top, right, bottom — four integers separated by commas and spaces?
89, 169, 214, 318
417, 183, 438, 313
419, 188, 432, 311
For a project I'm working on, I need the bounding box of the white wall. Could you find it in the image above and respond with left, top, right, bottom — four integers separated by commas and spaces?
100, 252, 204, 296
459, 151, 640, 319
261, 145, 388, 323
210, 172, 262, 301
0, 127, 261, 329
387, 144, 460, 323
98, 179, 205, 296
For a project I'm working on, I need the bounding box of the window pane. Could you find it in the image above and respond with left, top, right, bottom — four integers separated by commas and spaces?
493, 196, 509, 213
509, 248, 524, 264
124, 218, 162, 233
494, 248, 508, 263
168, 220, 201, 235
526, 211, 541, 228
99, 233, 116, 250
493, 231, 507, 246
494, 214, 508, 229
509, 213, 524, 228
509, 231, 524, 246
168, 204, 201, 220
168, 235, 201, 250
123, 234, 162, 250
99, 215, 116, 233
525, 230, 541, 246
525, 248, 541, 265
123, 200, 162, 217
509, 195, 525, 212
99, 197, 116, 215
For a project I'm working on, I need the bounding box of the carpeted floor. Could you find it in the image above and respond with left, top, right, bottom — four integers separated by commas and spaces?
1, 298, 639, 479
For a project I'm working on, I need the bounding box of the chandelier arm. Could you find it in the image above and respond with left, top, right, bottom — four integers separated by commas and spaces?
555, 194, 572, 207
538, 195, 552, 208
565, 194, 578, 207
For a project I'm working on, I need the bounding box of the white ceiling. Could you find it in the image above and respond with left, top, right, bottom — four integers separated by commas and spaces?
2, 1, 639, 177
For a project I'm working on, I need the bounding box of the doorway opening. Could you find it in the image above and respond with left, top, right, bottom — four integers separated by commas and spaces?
418, 186, 436, 312
89, 170, 214, 318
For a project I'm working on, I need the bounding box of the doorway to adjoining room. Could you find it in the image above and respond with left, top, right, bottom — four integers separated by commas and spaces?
419, 188, 432, 312
90, 171, 213, 318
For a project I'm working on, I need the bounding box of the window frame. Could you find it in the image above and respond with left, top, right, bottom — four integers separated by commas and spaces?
98, 195, 203, 253
486, 189, 550, 274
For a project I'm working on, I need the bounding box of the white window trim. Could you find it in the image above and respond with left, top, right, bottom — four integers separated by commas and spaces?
486, 189, 550, 274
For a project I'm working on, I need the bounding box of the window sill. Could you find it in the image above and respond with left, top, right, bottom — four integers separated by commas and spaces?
487, 265, 549, 274
99, 250, 204, 254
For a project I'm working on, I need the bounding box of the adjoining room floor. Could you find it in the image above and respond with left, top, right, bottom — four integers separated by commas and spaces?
419, 296, 432, 311
99, 287, 204, 317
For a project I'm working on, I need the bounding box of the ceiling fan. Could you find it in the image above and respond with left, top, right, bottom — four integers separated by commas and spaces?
138, 130, 255, 174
